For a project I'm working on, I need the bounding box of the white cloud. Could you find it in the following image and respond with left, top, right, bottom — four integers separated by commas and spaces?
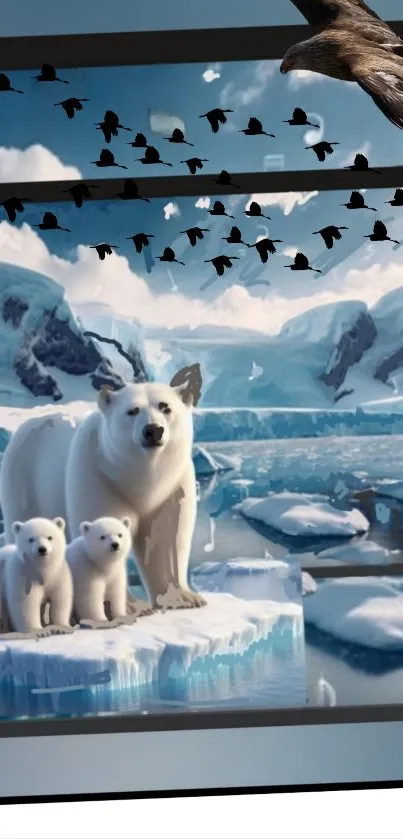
283, 247, 299, 258
246, 191, 318, 217
202, 64, 221, 83
287, 70, 329, 90
341, 141, 372, 168
0, 144, 82, 183
195, 197, 210, 209
163, 202, 180, 220
3, 222, 403, 337
219, 60, 279, 110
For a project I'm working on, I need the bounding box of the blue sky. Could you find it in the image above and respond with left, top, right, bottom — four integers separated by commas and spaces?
1, 0, 403, 336
1, 0, 402, 36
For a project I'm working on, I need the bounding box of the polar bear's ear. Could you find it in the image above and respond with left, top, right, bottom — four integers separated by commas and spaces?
53, 517, 65, 531
11, 521, 23, 536
98, 385, 115, 411
80, 522, 91, 535
170, 363, 202, 407
121, 517, 131, 530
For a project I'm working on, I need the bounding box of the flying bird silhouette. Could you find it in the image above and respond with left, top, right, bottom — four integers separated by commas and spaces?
385, 188, 403, 206
127, 233, 155, 253
2, 197, 29, 223
364, 220, 400, 243
90, 243, 119, 260
54, 97, 89, 119
238, 117, 275, 137
32, 64, 68, 83
208, 200, 234, 218
245, 201, 271, 219
313, 225, 349, 249
341, 190, 377, 210
117, 179, 150, 201
91, 149, 128, 169
33, 212, 71, 232
213, 170, 240, 188
283, 107, 319, 127
249, 237, 283, 261
344, 153, 380, 173
127, 132, 148, 148
96, 110, 131, 143
204, 255, 240, 276
222, 226, 248, 245
281, 0, 403, 130
306, 141, 339, 162
181, 157, 209, 174
157, 246, 184, 265
164, 128, 193, 145
61, 183, 98, 208
285, 252, 322, 273
181, 227, 210, 246
0, 73, 23, 93
137, 146, 172, 166
199, 108, 233, 133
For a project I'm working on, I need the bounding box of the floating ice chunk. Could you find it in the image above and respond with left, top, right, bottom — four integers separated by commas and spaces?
304, 577, 403, 649
236, 492, 369, 538
302, 572, 317, 595
192, 557, 302, 603
192, 445, 241, 476
317, 540, 390, 565
0, 593, 302, 692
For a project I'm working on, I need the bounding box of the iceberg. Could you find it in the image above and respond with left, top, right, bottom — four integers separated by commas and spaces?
236, 492, 369, 538
0, 592, 302, 694
191, 557, 302, 603
316, 540, 391, 565
304, 577, 403, 650
192, 445, 241, 477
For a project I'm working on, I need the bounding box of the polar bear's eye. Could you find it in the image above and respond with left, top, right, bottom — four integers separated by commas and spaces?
118, 534, 122, 538
159, 402, 171, 414
29, 537, 35, 543
100, 535, 106, 540
127, 407, 139, 416
48, 536, 53, 541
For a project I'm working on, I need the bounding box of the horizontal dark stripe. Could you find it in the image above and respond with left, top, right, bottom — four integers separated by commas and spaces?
1, 166, 403, 205
305, 562, 403, 579
0, 21, 402, 70
1, 702, 403, 738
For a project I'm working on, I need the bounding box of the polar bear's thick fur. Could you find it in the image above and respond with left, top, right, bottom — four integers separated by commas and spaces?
0, 365, 206, 612
66, 516, 132, 623
1, 517, 73, 634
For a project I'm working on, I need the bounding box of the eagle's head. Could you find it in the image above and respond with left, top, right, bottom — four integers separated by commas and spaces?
280, 45, 308, 74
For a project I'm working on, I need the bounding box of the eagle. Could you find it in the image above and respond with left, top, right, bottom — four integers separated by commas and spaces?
281, 0, 403, 129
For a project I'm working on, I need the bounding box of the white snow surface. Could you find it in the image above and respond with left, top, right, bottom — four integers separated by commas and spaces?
316, 539, 391, 565
236, 492, 369, 537
304, 577, 403, 649
191, 557, 303, 603
0, 592, 302, 690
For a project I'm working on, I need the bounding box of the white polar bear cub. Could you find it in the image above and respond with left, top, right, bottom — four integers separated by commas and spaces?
66, 517, 132, 623
2, 517, 73, 634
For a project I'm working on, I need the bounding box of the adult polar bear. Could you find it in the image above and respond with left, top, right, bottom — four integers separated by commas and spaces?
0, 364, 206, 613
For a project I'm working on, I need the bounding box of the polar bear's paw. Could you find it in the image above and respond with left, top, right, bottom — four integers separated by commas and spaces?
47, 624, 76, 635
156, 586, 207, 611
79, 617, 124, 630
126, 597, 154, 618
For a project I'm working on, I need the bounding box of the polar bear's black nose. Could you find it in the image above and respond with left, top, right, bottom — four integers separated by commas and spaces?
111, 541, 120, 551
142, 424, 164, 446
38, 546, 47, 556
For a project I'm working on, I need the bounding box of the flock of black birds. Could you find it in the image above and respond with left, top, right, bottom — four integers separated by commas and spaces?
0, 64, 402, 278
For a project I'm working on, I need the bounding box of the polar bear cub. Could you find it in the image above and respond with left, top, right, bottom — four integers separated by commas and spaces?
2, 517, 73, 635
66, 516, 132, 624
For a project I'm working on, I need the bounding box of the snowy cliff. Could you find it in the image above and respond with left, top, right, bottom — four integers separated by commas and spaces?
0, 262, 128, 404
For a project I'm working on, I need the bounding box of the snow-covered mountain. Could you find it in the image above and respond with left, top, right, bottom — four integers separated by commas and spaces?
0, 262, 132, 406
144, 290, 403, 409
